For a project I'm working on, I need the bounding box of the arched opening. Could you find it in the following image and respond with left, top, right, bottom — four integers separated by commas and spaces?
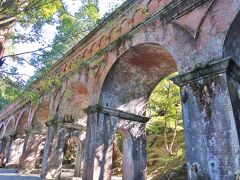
58, 79, 89, 121
0, 125, 4, 139
5, 119, 15, 136
31, 100, 50, 133
4, 118, 17, 168
111, 129, 135, 179
100, 43, 177, 111
99, 43, 186, 178
18, 99, 49, 174
223, 11, 240, 65
223, 11, 240, 142
112, 132, 123, 177
15, 110, 29, 135
146, 73, 186, 179
61, 137, 83, 179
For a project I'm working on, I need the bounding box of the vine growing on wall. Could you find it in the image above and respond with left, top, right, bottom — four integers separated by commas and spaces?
23, 91, 41, 107
23, 74, 63, 107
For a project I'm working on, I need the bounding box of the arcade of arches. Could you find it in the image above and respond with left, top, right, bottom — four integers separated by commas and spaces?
0, 0, 240, 179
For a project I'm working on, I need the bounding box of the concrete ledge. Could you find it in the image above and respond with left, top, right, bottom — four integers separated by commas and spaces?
171, 57, 240, 86
84, 104, 150, 123
25, 128, 45, 135
44, 115, 86, 130
59, 123, 86, 131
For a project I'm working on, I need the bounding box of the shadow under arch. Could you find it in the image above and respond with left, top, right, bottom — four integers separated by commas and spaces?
223, 10, 240, 64
15, 109, 29, 135
223, 10, 240, 141
0, 124, 4, 139
71, 136, 84, 177
31, 99, 50, 133
99, 43, 178, 114
4, 118, 15, 136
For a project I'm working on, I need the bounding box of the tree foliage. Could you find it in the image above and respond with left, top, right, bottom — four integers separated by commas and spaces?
27, 0, 100, 83
147, 73, 183, 155
0, 76, 22, 110
0, 0, 100, 80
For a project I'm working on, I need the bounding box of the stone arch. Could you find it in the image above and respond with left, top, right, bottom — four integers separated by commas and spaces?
61, 63, 68, 74
92, 22, 206, 103
132, 8, 145, 27
82, 49, 90, 59
15, 109, 29, 135
62, 136, 83, 178
31, 97, 50, 133
147, 0, 159, 14
4, 117, 15, 136
58, 78, 89, 120
90, 42, 99, 55
87, 43, 178, 179
109, 27, 119, 43
99, 35, 108, 50
71, 136, 83, 177
99, 43, 177, 112
120, 18, 132, 36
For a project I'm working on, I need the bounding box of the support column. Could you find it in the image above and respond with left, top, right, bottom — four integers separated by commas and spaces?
6, 135, 25, 168
18, 129, 45, 174
172, 58, 240, 179
83, 109, 116, 180
4, 135, 13, 165
74, 140, 83, 177
0, 138, 7, 154
82, 105, 149, 180
120, 122, 147, 180
40, 116, 68, 180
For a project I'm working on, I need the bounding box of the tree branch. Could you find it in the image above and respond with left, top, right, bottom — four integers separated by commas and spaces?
1, 28, 89, 60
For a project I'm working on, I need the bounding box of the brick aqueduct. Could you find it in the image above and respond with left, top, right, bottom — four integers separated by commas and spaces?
0, 0, 240, 179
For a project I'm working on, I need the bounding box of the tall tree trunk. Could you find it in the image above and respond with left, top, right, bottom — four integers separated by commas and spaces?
163, 81, 179, 156
0, 16, 16, 68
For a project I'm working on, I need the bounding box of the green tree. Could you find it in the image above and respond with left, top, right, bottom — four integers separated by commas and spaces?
0, 76, 22, 110
148, 73, 183, 155
27, 0, 100, 83
0, 0, 99, 80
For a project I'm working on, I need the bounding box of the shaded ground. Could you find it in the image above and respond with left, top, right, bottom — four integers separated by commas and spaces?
0, 169, 39, 180
0, 169, 123, 180
147, 131, 187, 180
0, 130, 187, 180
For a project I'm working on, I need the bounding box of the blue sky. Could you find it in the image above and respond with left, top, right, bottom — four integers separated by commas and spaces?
7, 0, 124, 80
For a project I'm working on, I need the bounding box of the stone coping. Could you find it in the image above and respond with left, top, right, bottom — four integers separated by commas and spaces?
84, 104, 150, 123
171, 57, 240, 86
45, 116, 86, 131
